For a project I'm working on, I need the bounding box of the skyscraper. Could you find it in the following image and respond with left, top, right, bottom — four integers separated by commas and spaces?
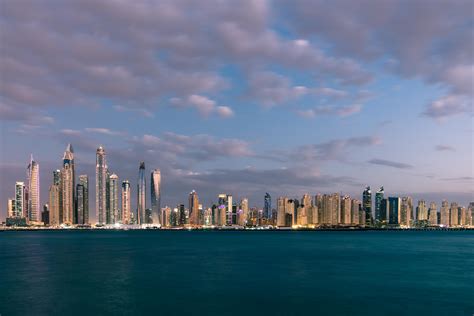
189, 190, 199, 226
416, 200, 428, 222
374, 186, 384, 225
150, 169, 161, 225
121, 180, 131, 224
239, 198, 249, 226
7, 198, 15, 218
14, 182, 26, 218
108, 173, 119, 224
77, 175, 89, 224
440, 200, 450, 226
96, 146, 107, 225
400, 196, 413, 227
49, 170, 61, 226
450, 202, 459, 227
351, 199, 361, 225
61, 144, 75, 225
341, 195, 351, 225
388, 197, 400, 225
264, 193, 271, 219
363, 186, 372, 226
428, 202, 438, 226
137, 162, 146, 225
27, 155, 40, 222
76, 183, 85, 225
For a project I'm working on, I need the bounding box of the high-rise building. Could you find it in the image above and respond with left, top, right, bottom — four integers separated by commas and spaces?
351, 199, 361, 225
400, 197, 413, 227
14, 182, 26, 218
428, 202, 438, 226
440, 200, 450, 226
77, 175, 89, 225
49, 170, 61, 226
76, 184, 85, 224
150, 169, 161, 226
363, 186, 372, 226
450, 202, 459, 227
189, 190, 199, 226
137, 162, 146, 225
27, 155, 40, 222
341, 195, 351, 225
108, 173, 119, 224
7, 198, 15, 218
416, 200, 428, 222
374, 186, 384, 225
121, 180, 131, 224
217, 194, 227, 226
276, 197, 287, 227
388, 197, 400, 225
61, 144, 75, 225
264, 193, 271, 219
42, 204, 49, 225
226, 194, 233, 225
238, 198, 249, 226
96, 146, 107, 225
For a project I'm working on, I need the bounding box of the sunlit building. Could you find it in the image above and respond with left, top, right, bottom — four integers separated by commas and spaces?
27, 155, 40, 222
121, 180, 131, 224
14, 182, 26, 218
341, 195, 351, 225
450, 202, 459, 227
189, 190, 199, 226
400, 197, 413, 227
61, 144, 75, 225
440, 200, 450, 226
108, 173, 119, 224
428, 202, 438, 226
416, 200, 428, 222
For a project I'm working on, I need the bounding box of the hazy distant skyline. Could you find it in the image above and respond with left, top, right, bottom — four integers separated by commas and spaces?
0, 0, 472, 219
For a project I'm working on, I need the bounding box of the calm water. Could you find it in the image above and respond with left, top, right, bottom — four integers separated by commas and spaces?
1, 230, 473, 316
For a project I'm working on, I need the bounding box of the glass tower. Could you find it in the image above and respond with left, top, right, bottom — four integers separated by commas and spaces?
61, 144, 75, 225
375, 186, 384, 224
96, 146, 107, 225
264, 193, 271, 219
137, 162, 146, 225
150, 169, 161, 225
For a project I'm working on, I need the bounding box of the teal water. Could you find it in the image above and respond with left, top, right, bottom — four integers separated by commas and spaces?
1, 231, 473, 315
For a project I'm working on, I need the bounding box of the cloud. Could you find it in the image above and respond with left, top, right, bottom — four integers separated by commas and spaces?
270, 136, 381, 163
440, 176, 474, 182
113, 105, 153, 118
281, 0, 473, 119
435, 144, 456, 152
84, 128, 126, 136
368, 158, 413, 169
422, 95, 472, 119
0, 0, 370, 120
297, 104, 363, 118
216, 106, 234, 118
170, 95, 235, 118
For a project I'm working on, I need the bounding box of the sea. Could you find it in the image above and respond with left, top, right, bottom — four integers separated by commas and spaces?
1, 230, 473, 316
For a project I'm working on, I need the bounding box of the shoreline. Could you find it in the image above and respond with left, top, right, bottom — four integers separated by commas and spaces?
1, 227, 473, 232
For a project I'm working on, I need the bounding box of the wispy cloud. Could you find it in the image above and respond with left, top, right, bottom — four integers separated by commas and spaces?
368, 158, 413, 169
435, 144, 456, 152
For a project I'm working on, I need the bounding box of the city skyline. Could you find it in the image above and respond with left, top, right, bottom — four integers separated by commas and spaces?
0, 1, 472, 221
2, 145, 473, 227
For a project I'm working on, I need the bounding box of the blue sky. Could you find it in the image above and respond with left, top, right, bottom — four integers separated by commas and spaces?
0, 0, 472, 220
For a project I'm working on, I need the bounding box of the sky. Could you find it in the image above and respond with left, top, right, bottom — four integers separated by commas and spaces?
0, 0, 473, 220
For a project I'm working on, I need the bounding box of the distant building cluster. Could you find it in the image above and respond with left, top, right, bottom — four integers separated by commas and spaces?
4, 145, 474, 229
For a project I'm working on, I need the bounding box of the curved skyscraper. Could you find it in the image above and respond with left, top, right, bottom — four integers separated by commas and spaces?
61, 144, 75, 225
27, 155, 40, 222
150, 169, 161, 225
96, 146, 107, 225
137, 162, 146, 225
